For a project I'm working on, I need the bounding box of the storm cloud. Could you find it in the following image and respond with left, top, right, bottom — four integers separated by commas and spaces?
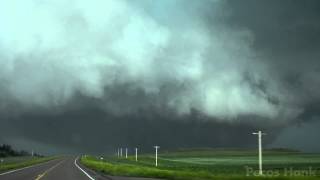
0, 0, 320, 153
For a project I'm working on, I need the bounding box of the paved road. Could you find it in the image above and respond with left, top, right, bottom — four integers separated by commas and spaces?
0, 157, 160, 180
0, 157, 95, 180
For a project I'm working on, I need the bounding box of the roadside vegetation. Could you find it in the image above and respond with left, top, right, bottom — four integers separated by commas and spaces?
0, 156, 56, 173
0, 144, 32, 157
81, 149, 320, 180
0, 144, 55, 173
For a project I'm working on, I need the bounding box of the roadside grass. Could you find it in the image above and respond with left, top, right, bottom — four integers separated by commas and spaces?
80, 150, 320, 180
0, 156, 56, 173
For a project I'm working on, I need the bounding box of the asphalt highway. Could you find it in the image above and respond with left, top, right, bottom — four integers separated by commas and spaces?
0, 157, 159, 180
0, 157, 105, 180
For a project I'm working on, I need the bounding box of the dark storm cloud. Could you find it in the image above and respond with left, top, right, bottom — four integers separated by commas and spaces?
224, 0, 320, 119
221, 0, 320, 151
3, 94, 281, 154
225, 0, 320, 54
1, 0, 320, 153
1, 0, 287, 121
0, 86, 285, 154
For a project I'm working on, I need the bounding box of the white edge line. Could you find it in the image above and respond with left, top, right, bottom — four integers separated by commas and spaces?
74, 156, 95, 180
0, 158, 55, 176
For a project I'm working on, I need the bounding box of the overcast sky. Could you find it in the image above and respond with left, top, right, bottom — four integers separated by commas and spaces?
0, 0, 320, 154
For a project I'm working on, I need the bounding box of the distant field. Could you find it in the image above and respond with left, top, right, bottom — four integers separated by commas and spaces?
0, 156, 56, 173
81, 149, 320, 180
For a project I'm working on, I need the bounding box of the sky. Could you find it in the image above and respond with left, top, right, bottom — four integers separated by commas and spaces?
0, 0, 320, 154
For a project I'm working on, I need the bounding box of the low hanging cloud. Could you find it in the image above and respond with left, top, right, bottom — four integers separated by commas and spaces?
0, 0, 312, 124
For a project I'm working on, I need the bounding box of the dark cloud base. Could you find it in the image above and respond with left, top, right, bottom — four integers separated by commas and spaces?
3, 106, 280, 154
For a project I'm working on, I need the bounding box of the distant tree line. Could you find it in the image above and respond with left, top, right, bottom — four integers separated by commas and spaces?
0, 144, 41, 157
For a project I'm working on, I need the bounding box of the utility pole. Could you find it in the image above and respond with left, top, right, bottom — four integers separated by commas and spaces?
252, 131, 266, 176
135, 148, 138, 162
154, 146, 160, 167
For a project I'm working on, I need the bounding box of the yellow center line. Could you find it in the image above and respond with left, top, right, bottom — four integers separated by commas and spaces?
35, 160, 65, 180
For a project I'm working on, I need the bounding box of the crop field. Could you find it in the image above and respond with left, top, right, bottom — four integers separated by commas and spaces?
0, 156, 55, 173
81, 149, 320, 180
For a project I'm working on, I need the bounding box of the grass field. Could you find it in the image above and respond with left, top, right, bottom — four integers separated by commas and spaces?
81, 149, 320, 180
0, 156, 56, 173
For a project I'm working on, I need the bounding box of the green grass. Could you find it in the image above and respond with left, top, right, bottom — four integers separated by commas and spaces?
80, 149, 320, 180
0, 156, 56, 173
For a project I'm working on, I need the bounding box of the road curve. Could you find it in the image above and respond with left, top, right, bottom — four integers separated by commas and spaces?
0, 157, 160, 180
0, 157, 100, 180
